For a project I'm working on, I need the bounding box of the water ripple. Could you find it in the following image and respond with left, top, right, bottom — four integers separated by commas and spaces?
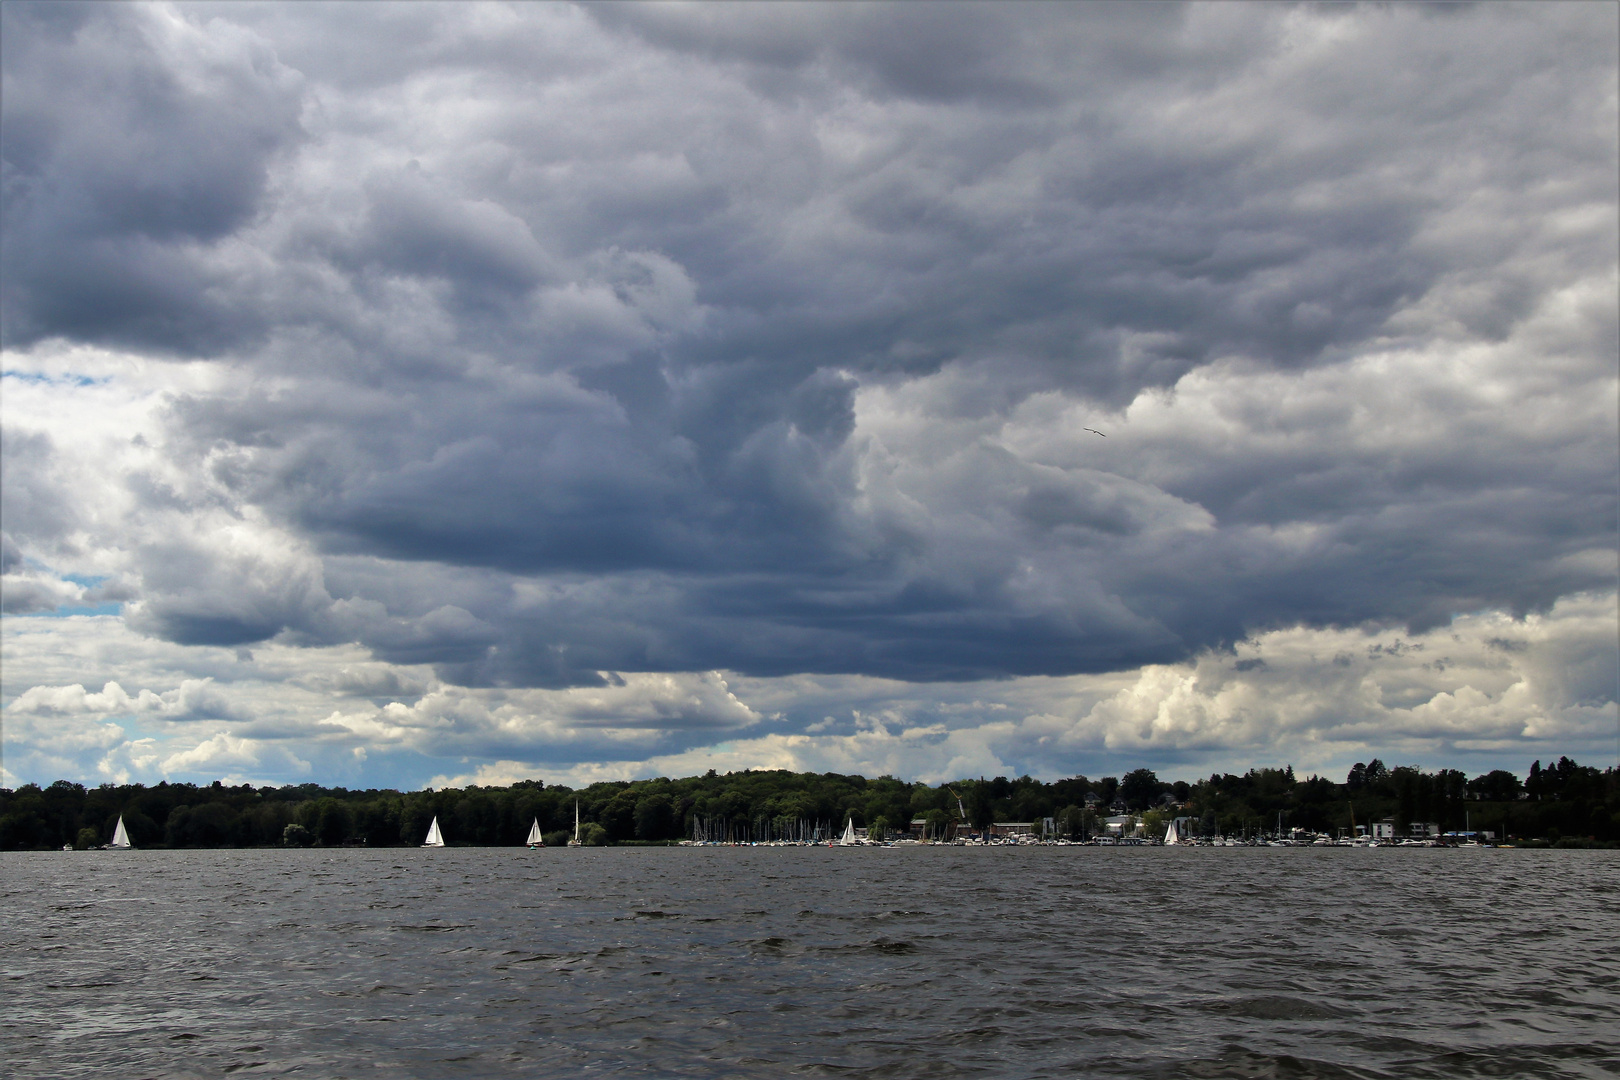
2, 847, 1616, 1078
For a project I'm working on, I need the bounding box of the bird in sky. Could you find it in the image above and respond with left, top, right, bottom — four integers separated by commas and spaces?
1084, 428, 1106, 437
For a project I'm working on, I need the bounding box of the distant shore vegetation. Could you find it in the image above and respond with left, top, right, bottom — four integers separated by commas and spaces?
2, 757, 1616, 850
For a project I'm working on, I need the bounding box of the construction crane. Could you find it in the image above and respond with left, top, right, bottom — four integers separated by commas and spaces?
947, 786, 971, 842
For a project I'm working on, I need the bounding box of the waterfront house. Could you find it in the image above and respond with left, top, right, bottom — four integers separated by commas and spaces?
1103, 814, 1142, 838
988, 822, 1036, 839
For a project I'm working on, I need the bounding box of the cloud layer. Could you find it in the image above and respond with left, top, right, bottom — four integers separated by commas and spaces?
3, 593, 1613, 789
3, 2, 1615, 785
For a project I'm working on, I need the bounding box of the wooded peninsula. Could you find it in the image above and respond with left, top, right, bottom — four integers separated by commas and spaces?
3, 756, 1615, 850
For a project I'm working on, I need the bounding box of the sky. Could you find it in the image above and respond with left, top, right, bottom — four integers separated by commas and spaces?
2, 1, 1616, 791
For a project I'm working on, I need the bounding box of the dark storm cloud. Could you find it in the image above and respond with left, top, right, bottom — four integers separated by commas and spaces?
0, 1, 304, 353
127, 533, 331, 647
3, 3, 1615, 697
0, 533, 21, 574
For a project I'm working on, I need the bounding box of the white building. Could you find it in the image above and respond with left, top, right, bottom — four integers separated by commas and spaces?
1103, 814, 1141, 837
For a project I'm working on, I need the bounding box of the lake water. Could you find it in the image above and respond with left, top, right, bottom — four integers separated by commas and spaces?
2, 847, 1616, 1079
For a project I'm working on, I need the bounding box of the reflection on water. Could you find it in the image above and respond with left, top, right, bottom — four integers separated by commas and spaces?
3, 847, 1616, 1078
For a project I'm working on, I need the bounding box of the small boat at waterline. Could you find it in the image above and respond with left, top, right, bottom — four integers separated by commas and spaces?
422, 816, 445, 848
526, 818, 544, 848
109, 815, 132, 850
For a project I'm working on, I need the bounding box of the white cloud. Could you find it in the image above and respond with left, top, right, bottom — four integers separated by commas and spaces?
389, 591, 1620, 788
0, 571, 85, 614
159, 732, 311, 779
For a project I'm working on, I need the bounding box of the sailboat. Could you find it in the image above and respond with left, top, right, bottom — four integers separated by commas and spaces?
421, 816, 445, 848
526, 818, 544, 849
840, 818, 857, 846
1163, 817, 1181, 846
567, 800, 581, 846
108, 815, 132, 850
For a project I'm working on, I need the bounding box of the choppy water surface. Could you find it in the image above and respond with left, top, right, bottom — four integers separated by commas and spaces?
2, 847, 1616, 1078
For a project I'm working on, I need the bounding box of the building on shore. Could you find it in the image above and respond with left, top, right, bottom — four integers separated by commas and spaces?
988, 822, 1035, 839
1102, 814, 1143, 838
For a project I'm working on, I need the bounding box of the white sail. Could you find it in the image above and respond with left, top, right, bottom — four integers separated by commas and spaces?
526, 818, 543, 846
109, 815, 132, 849
422, 816, 445, 847
568, 800, 580, 846
1163, 819, 1179, 845
840, 818, 857, 846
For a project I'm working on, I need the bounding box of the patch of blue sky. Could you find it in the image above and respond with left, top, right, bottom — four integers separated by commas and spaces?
62, 573, 109, 588
112, 716, 157, 739
25, 602, 124, 618
1, 370, 107, 387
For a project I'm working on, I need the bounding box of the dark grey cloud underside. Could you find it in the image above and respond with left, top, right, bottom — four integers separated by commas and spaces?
3, 2, 1615, 690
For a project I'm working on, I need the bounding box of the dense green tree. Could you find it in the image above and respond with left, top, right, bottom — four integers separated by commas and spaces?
963, 782, 994, 836
401, 799, 437, 846
1470, 770, 1523, 802
1120, 769, 1163, 810
1056, 804, 1087, 839
599, 792, 638, 842
118, 809, 162, 847
634, 793, 676, 841
167, 803, 236, 847
922, 808, 953, 839
1, 808, 48, 849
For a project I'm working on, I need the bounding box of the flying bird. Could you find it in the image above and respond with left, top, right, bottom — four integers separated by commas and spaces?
1084, 428, 1106, 437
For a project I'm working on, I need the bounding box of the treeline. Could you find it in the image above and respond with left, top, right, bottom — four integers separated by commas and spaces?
1182, 757, 1616, 843
1, 756, 1615, 850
